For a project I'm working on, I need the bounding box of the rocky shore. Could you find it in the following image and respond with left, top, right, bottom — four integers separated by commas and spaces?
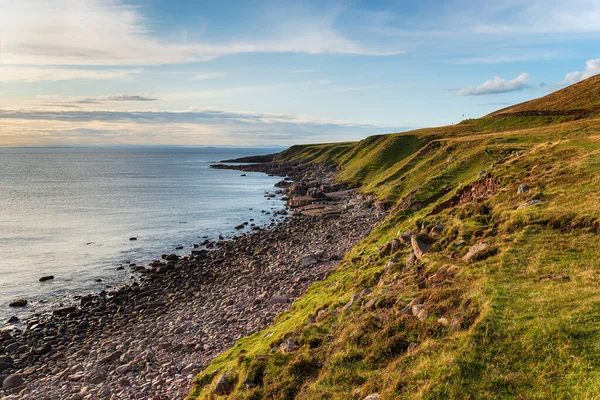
0, 161, 383, 399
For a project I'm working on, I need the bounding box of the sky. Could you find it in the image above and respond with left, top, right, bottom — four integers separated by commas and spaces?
1, 0, 600, 147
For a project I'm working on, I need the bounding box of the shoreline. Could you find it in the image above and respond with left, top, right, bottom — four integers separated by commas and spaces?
0, 160, 383, 399
0, 170, 286, 328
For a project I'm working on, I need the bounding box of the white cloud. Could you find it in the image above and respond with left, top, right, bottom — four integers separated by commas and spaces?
562, 59, 600, 85
39, 93, 157, 103
0, 67, 142, 82
0, 0, 401, 66
457, 73, 531, 96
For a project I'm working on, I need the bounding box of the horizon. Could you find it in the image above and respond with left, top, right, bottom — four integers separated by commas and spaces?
1, 0, 600, 147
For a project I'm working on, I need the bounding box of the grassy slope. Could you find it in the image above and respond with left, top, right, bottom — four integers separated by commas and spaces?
189, 77, 600, 399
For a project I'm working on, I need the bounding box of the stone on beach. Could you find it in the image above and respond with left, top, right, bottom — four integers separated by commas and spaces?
8, 299, 27, 307
2, 374, 24, 389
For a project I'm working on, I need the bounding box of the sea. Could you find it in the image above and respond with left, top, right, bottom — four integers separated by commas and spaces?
0, 147, 286, 325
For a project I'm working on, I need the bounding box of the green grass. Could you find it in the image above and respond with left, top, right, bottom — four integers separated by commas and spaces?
188, 77, 600, 399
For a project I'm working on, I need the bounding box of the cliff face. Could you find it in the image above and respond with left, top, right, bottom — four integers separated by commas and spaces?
189, 76, 600, 399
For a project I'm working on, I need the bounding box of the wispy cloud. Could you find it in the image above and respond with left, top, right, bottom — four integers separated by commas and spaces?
470, 0, 600, 34
39, 93, 158, 104
452, 52, 561, 65
457, 73, 531, 96
0, 67, 142, 83
0, 0, 402, 66
0, 107, 407, 147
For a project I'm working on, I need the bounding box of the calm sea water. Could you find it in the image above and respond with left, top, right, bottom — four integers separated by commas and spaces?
0, 147, 285, 324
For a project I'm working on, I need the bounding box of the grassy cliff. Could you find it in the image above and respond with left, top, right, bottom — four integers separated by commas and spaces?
188, 76, 600, 399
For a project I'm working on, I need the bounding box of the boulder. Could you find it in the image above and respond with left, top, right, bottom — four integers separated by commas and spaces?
181, 363, 199, 376
520, 199, 541, 208
86, 371, 106, 384
365, 298, 378, 310
213, 375, 233, 396
517, 184, 529, 194
399, 230, 412, 243
279, 338, 299, 353
8, 299, 27, 307
405, 251, 417, 269
2, 374, 24, 389
411, 304, 428, 321
410, 235, 430, 259
430, 222, 445, 236
39, 275, 55, 282
462, 243, 491, 262
380, 239, 403, 257
98, 350, 123, 364
271, 295, 288, 304
407, 342, 419, 353
165, 254, 179, 261
53, 306, 77, 316
363, 394, 380, 400
342, 294, 360, 312
298, 254, 319, 267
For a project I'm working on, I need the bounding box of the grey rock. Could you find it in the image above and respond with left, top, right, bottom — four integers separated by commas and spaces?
363, 394, 380, 400
430, 222, 445, 236
517, 184, 529, 194
271, 295, 288, 304
98, 350, 123, 364
380, 238, 402, 256
462, 243, 491, 262
2, 374, 24, 389
410, 235, 430, 259
521, 199, 541, 208
365, 298, 378, 310
342, 294, 360, 312
212, 375, 233, 396
86, 371, 106, 384
399, 230, 412, 243
412, 304, 428, 321
280, 338, 299, 353
405, 251, 417, 269
298, 254, 319, 267
181, 363, 198, 376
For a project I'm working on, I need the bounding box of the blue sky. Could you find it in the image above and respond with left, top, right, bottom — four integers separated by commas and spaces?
1, 0, 600, 146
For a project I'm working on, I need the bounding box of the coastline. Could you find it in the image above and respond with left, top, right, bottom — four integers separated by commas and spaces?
0, 160, 383, 399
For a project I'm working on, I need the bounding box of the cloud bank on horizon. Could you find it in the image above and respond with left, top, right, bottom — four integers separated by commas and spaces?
1, 0, 600, 146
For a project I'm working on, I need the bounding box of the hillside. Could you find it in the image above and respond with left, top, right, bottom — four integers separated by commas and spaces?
188, 75, 600, 399
488, 74, 600, 117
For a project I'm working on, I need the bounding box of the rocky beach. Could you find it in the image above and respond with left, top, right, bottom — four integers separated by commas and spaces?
0, 160, 383, 399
